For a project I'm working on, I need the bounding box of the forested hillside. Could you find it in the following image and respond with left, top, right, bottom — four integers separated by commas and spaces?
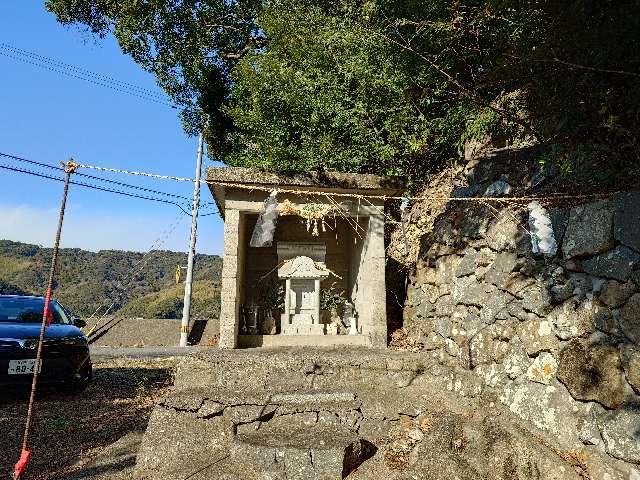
0, 240, 222, 319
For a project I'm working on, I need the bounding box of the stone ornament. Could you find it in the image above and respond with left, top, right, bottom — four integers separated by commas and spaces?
278, 256, 332, 335
278, 255, 331, 280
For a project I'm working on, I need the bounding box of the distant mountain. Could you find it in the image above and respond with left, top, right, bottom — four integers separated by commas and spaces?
0, 240, 222, 319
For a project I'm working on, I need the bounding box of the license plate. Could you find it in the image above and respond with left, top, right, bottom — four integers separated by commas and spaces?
8, 359, 41, 375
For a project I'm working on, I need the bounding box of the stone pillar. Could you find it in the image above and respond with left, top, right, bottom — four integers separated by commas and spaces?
219, 209, 243, 349
284, 278, 291, 318
365, 214, 387, 348
314, 278, 321, 324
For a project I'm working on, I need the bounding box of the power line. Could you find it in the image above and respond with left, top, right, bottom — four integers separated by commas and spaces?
0, 163, 192, 215
0, 42, 168, 99
0, 152, 61, 171
0, 48, 177, 108
0, 151, 221, 216
0, 152, 192, 202
84, 213, 186, 331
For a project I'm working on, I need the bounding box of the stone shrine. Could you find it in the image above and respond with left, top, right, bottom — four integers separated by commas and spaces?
206, 166, 404, 348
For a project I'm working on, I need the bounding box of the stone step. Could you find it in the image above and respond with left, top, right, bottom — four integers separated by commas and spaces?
231, 425, 376, 480
135, 349, 448, 480
161, 387, 364, 432
174, 347, 437, 392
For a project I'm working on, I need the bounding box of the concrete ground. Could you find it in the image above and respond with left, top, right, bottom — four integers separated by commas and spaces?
90, 345, 211, 360
65, 432, 142, 480
86, 318, 220, 348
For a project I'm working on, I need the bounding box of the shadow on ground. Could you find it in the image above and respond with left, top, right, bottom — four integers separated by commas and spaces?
0, 359, 174, 480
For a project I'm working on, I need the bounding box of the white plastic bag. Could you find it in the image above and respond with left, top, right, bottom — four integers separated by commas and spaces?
250, 191, 280, 247
528, 201, 558, 255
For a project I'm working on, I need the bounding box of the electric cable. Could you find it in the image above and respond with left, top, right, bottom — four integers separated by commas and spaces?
0, 163, 192, 216
0, 49, 176, 108
0, 152, 192, 202
0, 42, 169, 99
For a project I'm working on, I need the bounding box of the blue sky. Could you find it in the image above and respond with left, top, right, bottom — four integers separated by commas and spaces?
0, 2, 224, 255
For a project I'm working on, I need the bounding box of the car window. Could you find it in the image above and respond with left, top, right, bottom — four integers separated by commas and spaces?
0, 297, 69, 324
57, 302, 76, 323
52, 302, 71, 324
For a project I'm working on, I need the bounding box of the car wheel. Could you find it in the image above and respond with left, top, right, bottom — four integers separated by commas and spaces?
59, 361, 92, 395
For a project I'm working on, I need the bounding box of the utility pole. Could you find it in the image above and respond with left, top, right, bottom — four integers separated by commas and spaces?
179, 132, 204, 347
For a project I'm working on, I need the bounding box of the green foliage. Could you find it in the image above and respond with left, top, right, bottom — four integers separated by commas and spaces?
320, 282, 347, 314
122, 279, 220, 319
0, 280, 28, 296
224, 0, 487, 180
253, 279, 284, 311
46, 0, 640, 183
45, 0, 263, 144
0, 240, 222, 319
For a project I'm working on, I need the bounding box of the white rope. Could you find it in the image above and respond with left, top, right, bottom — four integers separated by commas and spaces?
73, 162, 621, 204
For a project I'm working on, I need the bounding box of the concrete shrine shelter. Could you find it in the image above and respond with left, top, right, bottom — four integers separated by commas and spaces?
206, 167, 404, 349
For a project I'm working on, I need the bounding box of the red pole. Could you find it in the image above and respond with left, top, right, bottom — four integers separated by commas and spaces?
14, 160, 77, 480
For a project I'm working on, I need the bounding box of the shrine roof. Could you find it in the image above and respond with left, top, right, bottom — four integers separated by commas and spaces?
278, 256, 331, 279
206, 167, 405, 217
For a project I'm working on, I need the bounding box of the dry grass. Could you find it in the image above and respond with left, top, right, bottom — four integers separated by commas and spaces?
388, 328, 424, 352
203, 334, 220, 347
0, 358, 175, 480
382, 414, 435, 471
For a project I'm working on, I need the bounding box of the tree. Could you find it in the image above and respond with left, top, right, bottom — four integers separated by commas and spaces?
46, 0, 640, 183
45, 0, 263, 156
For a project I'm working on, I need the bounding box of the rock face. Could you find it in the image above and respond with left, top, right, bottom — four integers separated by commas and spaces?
619, 344, 640, 394
349, 410, 584, 480
620, 293, 640, 343
614, 192, 640, 252
526, 352, 558, 385
600, 280, 636, 308
562, 201, 615, 258
401, 166, 640, 470
599, 407, 640, 464
516, 320, 559, 356
583, 245, 640, 281
557, 338, 626, 409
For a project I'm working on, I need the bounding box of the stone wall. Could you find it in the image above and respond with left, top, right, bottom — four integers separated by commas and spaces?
135, 349, 638, 479
402, 152, 640, 467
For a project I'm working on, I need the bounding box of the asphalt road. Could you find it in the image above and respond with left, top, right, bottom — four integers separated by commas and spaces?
90, 345, 210, 360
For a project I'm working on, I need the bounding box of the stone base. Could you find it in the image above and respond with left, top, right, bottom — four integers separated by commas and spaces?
281, 322, 326, 335
326, 323, 338, 335
237, 334, 369, 348
134, 349, 640, 480
232, 427, 375, 480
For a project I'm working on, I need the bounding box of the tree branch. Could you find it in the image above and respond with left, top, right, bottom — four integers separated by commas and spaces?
506, 53, 640, 78
219, 35, 267, 61
376, 27, 538, 138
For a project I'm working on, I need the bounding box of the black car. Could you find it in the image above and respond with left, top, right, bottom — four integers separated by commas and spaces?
0, 295, 92, 393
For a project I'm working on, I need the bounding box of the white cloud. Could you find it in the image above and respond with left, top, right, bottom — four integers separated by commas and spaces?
0, 203, 223, 254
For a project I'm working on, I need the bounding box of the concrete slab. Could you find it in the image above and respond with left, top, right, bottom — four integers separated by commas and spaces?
237, 334, 370, 348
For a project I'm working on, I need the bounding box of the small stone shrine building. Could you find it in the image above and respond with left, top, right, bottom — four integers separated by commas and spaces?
206, 167, 404, 349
